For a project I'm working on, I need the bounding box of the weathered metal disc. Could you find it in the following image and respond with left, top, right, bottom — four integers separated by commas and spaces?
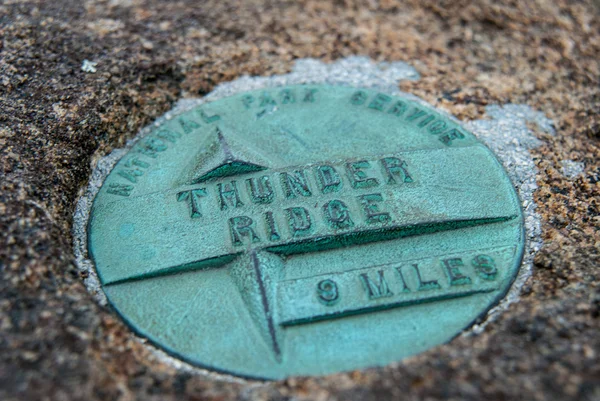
88, 85, 524, 379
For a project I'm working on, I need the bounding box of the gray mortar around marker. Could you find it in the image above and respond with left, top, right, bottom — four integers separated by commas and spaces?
73, 56, 547, 378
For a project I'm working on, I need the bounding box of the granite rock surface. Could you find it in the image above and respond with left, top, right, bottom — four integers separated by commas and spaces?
1, 1, 599, 400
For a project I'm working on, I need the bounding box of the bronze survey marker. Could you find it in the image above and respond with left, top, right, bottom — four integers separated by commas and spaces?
88, 85, 524, 379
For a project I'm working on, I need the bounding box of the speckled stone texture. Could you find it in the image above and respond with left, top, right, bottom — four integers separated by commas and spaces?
1, 1, 599, 400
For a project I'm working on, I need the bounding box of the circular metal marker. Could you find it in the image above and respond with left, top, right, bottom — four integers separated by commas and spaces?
87, 85, 524, 379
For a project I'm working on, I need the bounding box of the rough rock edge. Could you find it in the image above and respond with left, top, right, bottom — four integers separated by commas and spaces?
72, 56, 547, 381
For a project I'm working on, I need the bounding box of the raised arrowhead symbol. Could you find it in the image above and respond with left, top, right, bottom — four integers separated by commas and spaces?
227, 250, 285, 362
190, 127, 270, 183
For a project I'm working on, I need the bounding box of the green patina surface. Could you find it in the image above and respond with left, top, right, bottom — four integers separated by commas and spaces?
88, 85, 524, 379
